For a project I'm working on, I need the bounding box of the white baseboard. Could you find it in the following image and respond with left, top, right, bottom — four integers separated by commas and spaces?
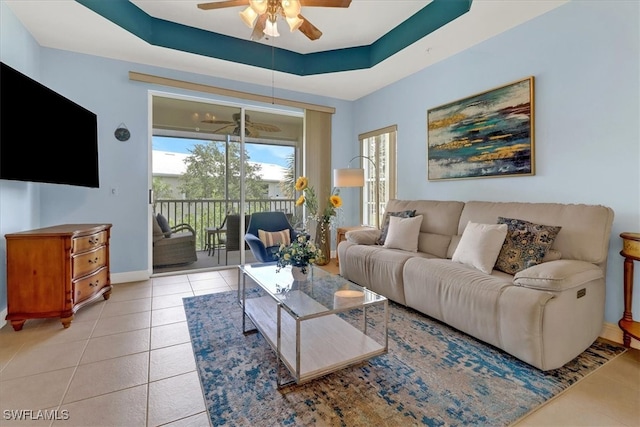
111, 270, 151, 284
0, 307, 6, 330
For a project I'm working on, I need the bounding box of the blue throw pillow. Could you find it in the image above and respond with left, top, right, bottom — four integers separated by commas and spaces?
156, 214, 172, 237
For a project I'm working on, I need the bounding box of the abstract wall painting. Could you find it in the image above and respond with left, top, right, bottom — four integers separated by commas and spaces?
427, 77, 535, 181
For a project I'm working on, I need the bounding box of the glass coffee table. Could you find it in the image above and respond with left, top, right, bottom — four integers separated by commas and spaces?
238, 263, 388, 388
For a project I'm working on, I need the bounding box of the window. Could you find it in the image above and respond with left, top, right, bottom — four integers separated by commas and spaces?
359, 125, 397, 228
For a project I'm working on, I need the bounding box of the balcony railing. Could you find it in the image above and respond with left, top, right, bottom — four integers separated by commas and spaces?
155, 198, 298, 251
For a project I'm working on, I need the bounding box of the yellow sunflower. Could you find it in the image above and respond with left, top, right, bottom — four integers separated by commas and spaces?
295, 176, 308, 191
329, 195, 342, 208
295, 195, 305, 206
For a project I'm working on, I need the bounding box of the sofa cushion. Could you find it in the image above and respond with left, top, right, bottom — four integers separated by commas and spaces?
494, 217, 562, 274
513, 260, 603, 291
258, 229, 291, 248
452, 222, 508, 274
156, 213, 172, 237
376, 209, 416, 245
383, 215, 423, 252
346, 229, 380, 245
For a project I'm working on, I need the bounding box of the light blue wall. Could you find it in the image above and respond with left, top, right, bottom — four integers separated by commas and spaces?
353, 1, 640, 325
1, 1, 638, 330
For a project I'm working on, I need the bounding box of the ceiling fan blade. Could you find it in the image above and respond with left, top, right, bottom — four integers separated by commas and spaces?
300, 0, 351, 7
197, 0, 249, 11
251, 14, 267, 41
298, 16, 322, 41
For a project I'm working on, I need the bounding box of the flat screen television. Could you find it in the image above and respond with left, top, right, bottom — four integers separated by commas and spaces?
0, 62, 99, 188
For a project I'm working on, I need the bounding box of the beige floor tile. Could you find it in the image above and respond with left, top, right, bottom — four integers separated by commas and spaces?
101, 298, 152, 318
152, 292, 194, 310
71, 300, 106, 322
91, 311, 151, 338
186, 271, 223, 281
81, 328, 150, 364
0, 340, 86, 381
152, 306, 187, 327
149, 342, 196, 382
514, 394, 626, 426
64, 352, 149, 403
0, 368, 75, 412
164, 411, 211, 427
153, 282, 193, 297
193, 287, 231, 296
147, 371, 206, 427
189, 277, 230, 291
0, 341, 24, 371
107, 285, 152, 303
27, 319, 96, 347
151, 322, 191, 350
152, 275, 190, 286
55, 384, 147, 427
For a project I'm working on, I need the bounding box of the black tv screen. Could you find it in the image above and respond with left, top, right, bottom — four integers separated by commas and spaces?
0, 62, 99, 188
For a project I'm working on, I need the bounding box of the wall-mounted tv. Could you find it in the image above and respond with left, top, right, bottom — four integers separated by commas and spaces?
0, 62, 99, 188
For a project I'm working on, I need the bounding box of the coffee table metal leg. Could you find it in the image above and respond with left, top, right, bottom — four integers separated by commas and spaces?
241, 271, 257, 335
276, 303, 295, 389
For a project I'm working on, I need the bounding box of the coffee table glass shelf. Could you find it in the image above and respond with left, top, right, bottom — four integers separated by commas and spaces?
238, 263, 388, 388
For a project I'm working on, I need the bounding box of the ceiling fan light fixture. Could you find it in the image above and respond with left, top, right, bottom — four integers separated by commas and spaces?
248, 0, 268, 15
281, 0, 301, 18
264, 19, 280, 37
286, 15, 304, 32
239, 6, 258, 28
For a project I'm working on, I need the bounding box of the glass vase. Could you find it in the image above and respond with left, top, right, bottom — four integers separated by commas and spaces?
315, 221, 331, 266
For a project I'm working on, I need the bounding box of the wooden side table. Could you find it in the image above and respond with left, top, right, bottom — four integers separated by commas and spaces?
619, 232, 640, 347
336, 225, 375, 266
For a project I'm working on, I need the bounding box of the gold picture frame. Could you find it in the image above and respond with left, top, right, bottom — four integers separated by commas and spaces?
427, 76, 535, 181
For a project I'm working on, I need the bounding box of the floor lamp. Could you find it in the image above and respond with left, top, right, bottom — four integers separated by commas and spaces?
333, 155, 380, 229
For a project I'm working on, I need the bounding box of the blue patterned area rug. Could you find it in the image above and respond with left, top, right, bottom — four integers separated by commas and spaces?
183, 291, 625, 426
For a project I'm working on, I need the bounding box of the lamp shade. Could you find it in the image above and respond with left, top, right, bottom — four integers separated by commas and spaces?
263, 19, 280, 37
333, 168, 365, 187
239, 7, 258, 28
249, 0, 268, 15
286, 16, 304, 31
281, 0, 302, 18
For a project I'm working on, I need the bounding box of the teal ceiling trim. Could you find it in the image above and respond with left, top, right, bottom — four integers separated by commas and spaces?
75, 0, 472, 76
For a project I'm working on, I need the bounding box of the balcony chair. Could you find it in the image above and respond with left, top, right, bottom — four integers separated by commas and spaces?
245, 211, 302, 263
152, 213, 197, 267
216, 214, 251, 265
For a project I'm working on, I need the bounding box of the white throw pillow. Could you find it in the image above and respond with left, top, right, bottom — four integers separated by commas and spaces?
383, 215, 423, 252
452, 221, 508, 274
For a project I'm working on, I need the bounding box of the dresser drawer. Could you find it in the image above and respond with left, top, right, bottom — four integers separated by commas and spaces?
72, 231, 107, 254
73, 246, 106, 278
74, 267, 108, 303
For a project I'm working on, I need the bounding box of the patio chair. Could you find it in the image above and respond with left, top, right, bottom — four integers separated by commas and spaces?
245, 211, 302, 263
216, 214, 251, 265
152, 213, 197, 267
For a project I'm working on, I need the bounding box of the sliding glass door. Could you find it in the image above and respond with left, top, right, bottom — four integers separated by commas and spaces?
151, 95, 303, 272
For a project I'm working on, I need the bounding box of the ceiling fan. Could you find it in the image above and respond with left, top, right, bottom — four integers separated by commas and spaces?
197, 0, 352, 41
202, 113, 281, 137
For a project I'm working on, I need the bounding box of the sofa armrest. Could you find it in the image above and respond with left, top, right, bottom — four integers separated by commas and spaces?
513, 260, 604, 292
346, 229, 380, 245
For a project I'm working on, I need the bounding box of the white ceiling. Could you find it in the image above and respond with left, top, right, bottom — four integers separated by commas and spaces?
4, 0, 567, 101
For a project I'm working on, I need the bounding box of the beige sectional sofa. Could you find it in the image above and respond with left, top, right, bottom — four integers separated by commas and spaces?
338, 199, 614, 370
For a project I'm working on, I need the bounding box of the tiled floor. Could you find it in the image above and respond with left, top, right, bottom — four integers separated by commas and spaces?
0, 266, 638, 427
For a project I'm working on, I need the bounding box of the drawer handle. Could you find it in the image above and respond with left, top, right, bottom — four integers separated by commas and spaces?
88, 257, 100, 264
89, 280, 100, 288
88, 237, 100, 245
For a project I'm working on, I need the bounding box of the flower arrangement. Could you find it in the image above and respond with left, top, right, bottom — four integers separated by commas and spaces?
275, 233, 322, 274
294, 176, 342, 225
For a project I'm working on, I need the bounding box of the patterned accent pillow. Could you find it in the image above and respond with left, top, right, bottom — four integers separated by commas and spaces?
494, 217, 562, 275
258, 229, 291, 248
376, 210, 417, 245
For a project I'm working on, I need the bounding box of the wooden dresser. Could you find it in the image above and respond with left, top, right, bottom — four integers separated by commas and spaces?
5, 224, 112, 331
